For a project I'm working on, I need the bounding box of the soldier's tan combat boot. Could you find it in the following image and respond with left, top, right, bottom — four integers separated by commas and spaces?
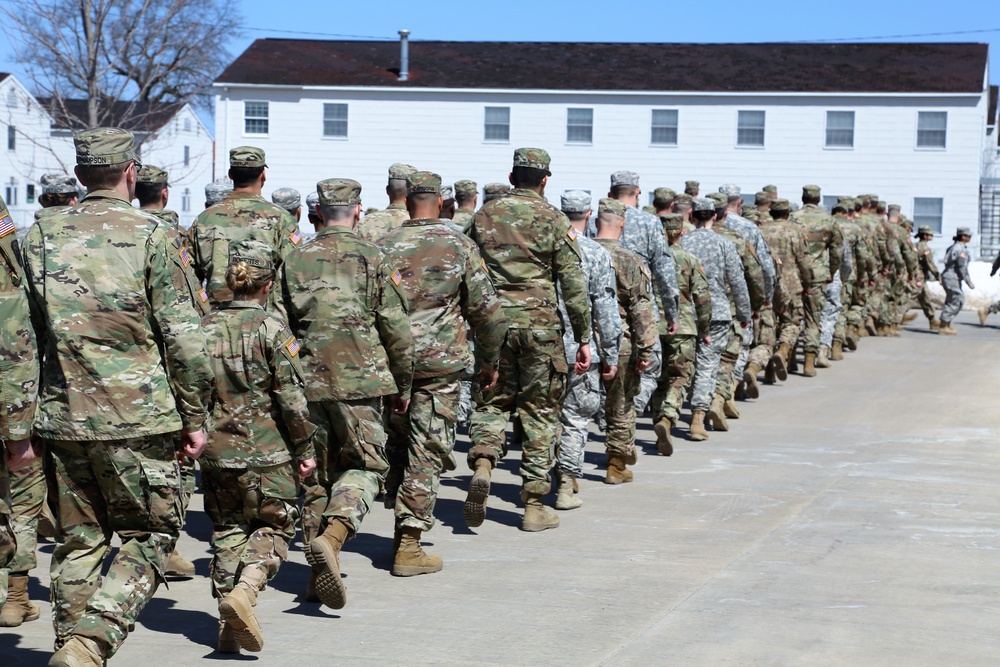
653, 417, 674, 456
520, 491, 560, 532
306, 519, 350, 610
164, 549, 196, 578
902, 312, 919, 324
864, 318, 877, 336
803, 352, 817, 377
688, 410, 709, 441
463, 458, 492, 528
929, 317, 941, 330
742, 362, 761, 399
978, 308, 989, 326
48, 636, 105, 667
845, 326, 858, 351
830, 340, 845, 361
604, 454, 634, 485
392, 527, 443, 577
217, 619, 240, 654
816, 346, 831, 368
218, 565, 267, 652
723, 397, 740, 419
771, 343, 789, 381
939, 322, 957, 336
763, 359, 777, 385
555, 472, 583, 510
0, 575, 40, 626
707, 394, 729, 432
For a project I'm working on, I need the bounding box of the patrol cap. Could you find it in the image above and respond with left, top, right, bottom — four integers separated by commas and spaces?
900, 216, 913, 229
407, 171, 442, 195
610, 171, 640, 187
271, 187, 301, 212
561, 189, 592, 213
512, 147, 551, 173
718, 184, 741, 198
916, 225, 934, 237
802, 184, 821, 199
388, 163, 417, 180
763, 184, 778, 194
684, 180, 699, 193
868, 193, 879, 202
743, 208, 761, 223
659, 213, 684, 232
205, 179, 233, 205
454, 179, 477, 196
74, 127, 137, 166
40, 173, 78, 195
674, 193, 693, 205
956, 227, 972, 237
771, 198, 791, 212
754, 191, 771, 206
706, 192, 728, 209
885, 203, 900, 213
642, 205, 656, 214
483, 183, 511, 202
305, 191, 320, 209
692, 198, 715, 212
857, 194, 872, 206
229, 146, 267, 168
440, 185, 454, 200
599, 198, 627, 218
137, 165, 168, 185
653, 187, 676, 201
228, 238, 275, 271
317, 178, 362, 206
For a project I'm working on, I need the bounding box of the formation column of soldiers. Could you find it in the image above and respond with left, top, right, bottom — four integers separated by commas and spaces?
0, 130, 973, 665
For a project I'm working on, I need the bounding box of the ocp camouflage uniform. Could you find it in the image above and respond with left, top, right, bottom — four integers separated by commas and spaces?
147, 208, 210, 318
557, 235, 622, 479
451, 208, 475, 234
790, 202, 843, 354
893, 222, 920, 324
356, 204, 409, 243
838, 214, 875, 339
380, 216, 505, 532
877, 215, 906, 330
916, 238, 941, 320
940, 238, 974, 324
713, 225, 764, 402
726, 211, 777, 376
201, 298, 316, 598
760, 214, 810, 350
22, 142, 214, 657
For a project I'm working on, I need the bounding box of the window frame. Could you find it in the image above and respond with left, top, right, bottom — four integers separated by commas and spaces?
323, 103, 349, 139
650, 109, 679, 146
913, 197, 944, 233
566, 107, 594, 145
183, 145, 190, 167
483, 106, 511, 143
7, 125, 15, 151
243, 100, 269, 137
736, 109, 766, 148
825, 110, 855, 149
916, 111, 947, 150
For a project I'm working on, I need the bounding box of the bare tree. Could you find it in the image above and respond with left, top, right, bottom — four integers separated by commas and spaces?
1, 0, 240, 129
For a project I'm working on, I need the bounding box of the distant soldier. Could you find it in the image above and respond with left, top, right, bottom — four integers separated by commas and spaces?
593, 199, 657, 483
938, 227, 974, 335
189, 147, 302, 316
283, 178, 413, 610
439, 184, 456, 220
684, 180, 700, 197
271, 187, 302, 222
205, 179, 233, 208
24, 128, 214, 665
555, 191, 622, 506
354, 163, 416, 242
482, 182, 511, 204
37, 173, 79, 209
760, 199, 810, 380
380, 171, 505, 575
467, 148, 592, 533
762, 184, 778, 197
304, 191, 322, 234
452, 179, 478, 233
755, 191, 773, 223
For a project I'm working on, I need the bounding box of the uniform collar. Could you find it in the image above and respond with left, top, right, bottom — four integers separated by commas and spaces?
316, 225, 356, 237
82, 189, 130, 204
402, 218, 444, 227
228, 300, 265, 310
387, 203, 407, 210
511, 188, 542, 199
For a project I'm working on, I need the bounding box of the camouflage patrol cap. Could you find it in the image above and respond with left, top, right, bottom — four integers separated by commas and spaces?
684, 180, 699, 192
653, 187, 676, 201
483, 183, 511, 202
858, 194, 872, 206
754, 191, 771, 206
718, 184, 741, 198
771, 198, 791, 212
743, 208, 761, 223
74, 127, 137, 166
205, 179, 233, 205
271, 187, 301, 212
610, 171, 640, 187
305, 191, 320, 209
706, 192, 728, 209
956, 227, 972, 237
802, 184, 821, 199
40, 173, 78, 195
659, 213, 684, 232
916, 225, 934, 237
229, 146, 267, 168
513, 147, 552, 173
560, 189, 592, 213
887, 204, 901, 213
674, 193, 693, 205
598, 198, 627, 218
137, 165, 168, 185
692, 198, 715, 212
388, 163, 417, 180
642, 205, 656, 214
454, 179, 477, 196
406, 171, 442, 195
763, 184, 778, 194
868, 194, 879, 202
317, 178, 362, 206
900, 215, 913, 229
228, 238, 275, 271
441, 185, 454, 200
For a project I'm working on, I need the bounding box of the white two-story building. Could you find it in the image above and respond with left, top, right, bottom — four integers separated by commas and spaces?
213, 38, 992, 254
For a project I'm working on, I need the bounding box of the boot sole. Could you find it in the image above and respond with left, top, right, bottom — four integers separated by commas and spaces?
218, 600, 263, 652
771, 354, 788, 381
463, 473, 490, 528
305, 541, 347, 610
391, 563, 443, 577
654, 422, 673, 456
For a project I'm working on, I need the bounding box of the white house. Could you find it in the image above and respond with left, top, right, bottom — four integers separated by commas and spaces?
213, 39, 992, 255
982, 85, 1000, 259
0, 73, 214, 230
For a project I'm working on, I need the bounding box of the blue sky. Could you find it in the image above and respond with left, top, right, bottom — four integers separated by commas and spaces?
1, 0, 998, 89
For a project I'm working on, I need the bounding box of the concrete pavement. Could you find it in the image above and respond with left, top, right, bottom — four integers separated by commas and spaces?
3, 311, 1000, 666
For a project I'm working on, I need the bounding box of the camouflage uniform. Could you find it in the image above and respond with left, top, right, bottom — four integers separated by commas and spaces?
282, 179, 413, 539
22, 128, 214, 657
940, 233, 974, 323
200, 243, 316, 599
468, 150, 591, 497
790, 195, 843, 354
760, 206, 810, 349
916, 233, 941, 320
380, 203, 505, 533
838, 211, 876, 339
820, 241, 852, 347
723, 206, 776, 377
355, 163, 416, 243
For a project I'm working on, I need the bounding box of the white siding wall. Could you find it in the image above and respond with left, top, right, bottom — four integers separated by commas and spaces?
214, 86, 988, 254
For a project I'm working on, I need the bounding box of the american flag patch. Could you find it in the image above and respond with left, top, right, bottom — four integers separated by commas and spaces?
391, 269, 402, 285
285, 337, 300, 356
0, 215, 14, 238
179, 247, 191, 267
567, 227, 579, 241
199, 288, 209, 303
290, 230, 302, 245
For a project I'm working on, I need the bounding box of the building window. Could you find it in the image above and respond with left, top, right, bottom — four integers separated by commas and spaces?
244, 101, 269, 135
323, 103, 348, 138
5, 179, 16, 205
26, 184, 35, 203
917, 111, 947, 148
826, 111, 855, 148
183, 118, 191, 132
5, 90, 16, 108
737, 110, 765, 147
183, 145, 190, 167
913, 197, 943, 232
821, 195, 842, 213
567, 108, 593, 144
7, 125, 14, 151
651, 109, 678, 145
484, 106, 510, 142
182, 188, 191, 213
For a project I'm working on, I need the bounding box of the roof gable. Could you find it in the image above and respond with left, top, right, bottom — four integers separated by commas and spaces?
39, 98, 184, 133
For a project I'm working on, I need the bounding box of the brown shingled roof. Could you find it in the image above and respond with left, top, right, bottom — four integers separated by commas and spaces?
38, 98, 183, 133
0, 72, 10, 83
216, 40, 988, 94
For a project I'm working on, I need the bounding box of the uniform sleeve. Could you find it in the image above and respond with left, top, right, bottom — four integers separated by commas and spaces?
958, 247, 974, 288
146, 227, 215, 432
751, 228, 776, 302
828, 223, 844, 279
165, 226, 210, 318
374, 255, 415, 400
591, 252, 623, 363
554, 227, 592, 344
901, 234, 919, 279
740, 242, 766, 312
840, 240, 854, 282
724, 242, 752, 323
267, 325, 316, 462
648, 229, 680, 324
189, 215, 212, 284
460, 243, 507, 370
20, 223, 49, 362
926, 247, 941, 280
691, 259, 713, 338
0, 233, 39, 441
628, 264, 658, 363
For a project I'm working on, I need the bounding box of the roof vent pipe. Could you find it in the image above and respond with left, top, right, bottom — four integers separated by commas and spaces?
398, 30, 410, 82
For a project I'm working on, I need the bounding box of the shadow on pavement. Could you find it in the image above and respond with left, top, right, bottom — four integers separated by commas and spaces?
0, 633, 50, 667
139, 597, 217, 650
